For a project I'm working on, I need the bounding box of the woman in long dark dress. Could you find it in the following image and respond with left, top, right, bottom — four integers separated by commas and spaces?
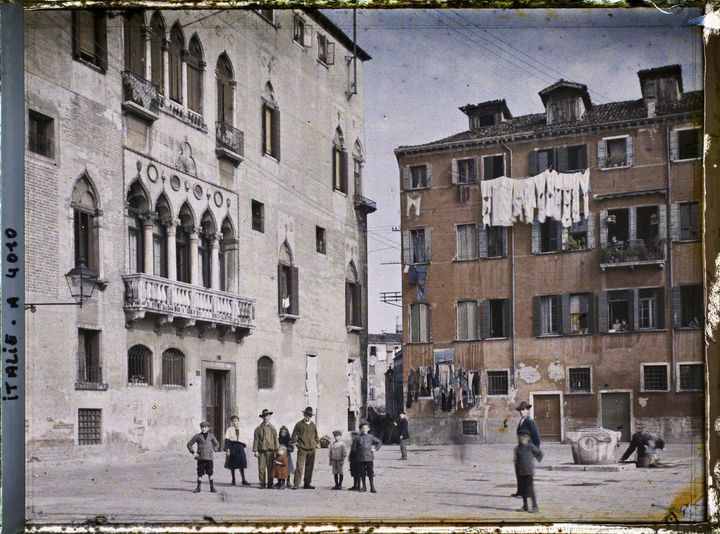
224, 415, 249, 485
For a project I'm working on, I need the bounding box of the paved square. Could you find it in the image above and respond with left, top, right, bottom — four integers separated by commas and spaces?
26, 443, 704, 525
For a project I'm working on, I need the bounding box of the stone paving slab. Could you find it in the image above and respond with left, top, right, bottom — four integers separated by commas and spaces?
26, 443, 705, 526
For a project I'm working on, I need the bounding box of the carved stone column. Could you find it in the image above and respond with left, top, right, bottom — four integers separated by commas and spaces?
142, 25, 152, 82
210, 233, 221, 290
142, 215, 155, 274
223, 237, 240, 294
181, 49, 189, 107
189, 226, 199, 286
165, 218, 178, 281
162, 38, 170, 97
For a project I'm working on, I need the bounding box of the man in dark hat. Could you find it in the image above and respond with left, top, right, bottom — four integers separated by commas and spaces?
252, 408, 278, 489
512, 401, 540, 498
394, 411, 410, 460
291, 406, 319, 489
187, 421, 221, 493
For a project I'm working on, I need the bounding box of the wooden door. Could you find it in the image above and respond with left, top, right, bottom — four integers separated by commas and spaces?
534, 394, 561, 441
601, 392, 631, 441
204, 370, 227, 439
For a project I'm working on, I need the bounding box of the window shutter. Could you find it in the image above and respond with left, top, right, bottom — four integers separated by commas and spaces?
354, 284, 362, 327
345, 282, 351, 326
272, 108, 281, 161
597, 139, 607, 169
532, 296, 542, 337
657, 204, 667, 240
561, 226, 569, 251
424, 228, 431, 262
303, 24, 313, 47
262, 105, 268, 155
426, 164, 433, 188
671, 286, 681, 328
598, 290, 608, 333
483, 156, 493, 181
531, 220, 540, 254
669, 130, 678, 162
586, 213, 595, 248
561, 294, 571, 334
427, 304, 433, 342
402, 230, 412, 265
480, 300, 491, 339
656, 288, 665, 329
599, 209, 608, 245
631, 289, 638, 332
478, 225, 488, 258
341, 150, 349, 193
277, 264, 284, 314
578, 144, 588, 170
472, 157, 479, 182
326, 42, 335, 65
626, 136, 634, 167
503, 298, 512, 338
629, 207, 637, 240
529, 151, 538, 176
402, 166, 411, 191
587, 292, 596, 334
555, 147, 568, 173
670, 203, 680, 241
290, 266, 299, 316
451, 159, 459, 185
500, 227, 508, 256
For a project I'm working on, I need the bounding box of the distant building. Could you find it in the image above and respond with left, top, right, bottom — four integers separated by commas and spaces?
366, 333, 402, 415
25, 8, 374, 459
395, 65, 703, 444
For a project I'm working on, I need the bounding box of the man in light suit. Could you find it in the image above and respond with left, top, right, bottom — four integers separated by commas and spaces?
512, 401, 540, 497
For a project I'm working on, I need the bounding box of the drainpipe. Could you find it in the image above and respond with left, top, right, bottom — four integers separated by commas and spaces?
665, 124, 676, 389
502, 142, 516, 387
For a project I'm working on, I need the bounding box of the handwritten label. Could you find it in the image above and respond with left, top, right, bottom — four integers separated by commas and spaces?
3, 227, 20, 401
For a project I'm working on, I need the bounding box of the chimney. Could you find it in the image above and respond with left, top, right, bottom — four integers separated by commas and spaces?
459, 100, 512, 130
638, 65, 682, 110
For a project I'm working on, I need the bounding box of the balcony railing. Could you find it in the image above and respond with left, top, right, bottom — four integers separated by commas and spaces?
76, 366, 108, 390
216, 121, 244, 165
121, 70, 161, 121
600, 238, 666, 268
354, 193, 377, 214
122, 273, 255, 340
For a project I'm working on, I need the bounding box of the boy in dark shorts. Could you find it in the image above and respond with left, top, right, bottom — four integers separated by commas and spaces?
514, 429, 543, 513
187, 421, 221, 493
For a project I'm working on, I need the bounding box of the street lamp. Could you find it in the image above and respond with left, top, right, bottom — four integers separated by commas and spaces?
25, 260, 99, 313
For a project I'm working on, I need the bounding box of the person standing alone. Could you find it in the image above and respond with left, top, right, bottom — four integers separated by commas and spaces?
187, 421, 221, 493
394, 411, 410, 460
291, 406, 319, 489
223, 415, 250, 486
252, 408, 278, 489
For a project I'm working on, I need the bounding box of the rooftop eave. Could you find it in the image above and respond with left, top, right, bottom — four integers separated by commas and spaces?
394, 108, 702, 158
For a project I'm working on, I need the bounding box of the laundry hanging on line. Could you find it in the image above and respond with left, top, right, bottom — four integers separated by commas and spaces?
479, 169, 590, 228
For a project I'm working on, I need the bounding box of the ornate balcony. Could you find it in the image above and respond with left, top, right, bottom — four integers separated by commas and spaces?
216, 121, 244, 165
122, 273, 255, 341
121, 70, 161, 122
600, 238, 666, 270
354, 193, 377, 214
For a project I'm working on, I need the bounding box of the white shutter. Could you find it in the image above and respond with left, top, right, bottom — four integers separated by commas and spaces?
657, 204, 667, 240
303, 24, 313, 48
597, 139, 606, 169
626, 136, 634, 167
669, 129, 679, 162
586, 213, 595, 248
670, 203, 680, 241
451, 159, 459, 185
599, 209, 608, 245
326, 42, 335, 65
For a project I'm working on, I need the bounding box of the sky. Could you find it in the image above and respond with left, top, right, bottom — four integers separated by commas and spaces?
323, 8, 704, 334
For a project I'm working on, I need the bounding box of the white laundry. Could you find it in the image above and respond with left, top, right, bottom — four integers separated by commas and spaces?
544, 171, 558, 221
512, 179, 524, 221
491, 177, 514, 227
480, 180, 494, 228
570, 172, 582, 224
579, 169, 590, 216
562, 173, 574, 227
406, 193, 421, 217
534, 171, 548, 223
523, 177, 537, 222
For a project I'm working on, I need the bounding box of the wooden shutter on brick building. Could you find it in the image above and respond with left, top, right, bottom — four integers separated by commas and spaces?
341, 150, 348, 193
626, 136, 634, 167
670, 203, 680, 241
528, 150, 538, 176
423, 228, 431, 262
597, 139, 607, 168
599, 209, 608, 245
555, 146, 568, 173
531, 220, 540, 254
480, 300, 491, 339
532, 296, 542, 337
426, 164, 433, 188
598, 290, 609, 333
271, 107, 281, 161
401, 166, 411, 191
657, 204, 667, 240
451, 159, 459, 185
478, 225, 488, 258
631, 289, 639, 332
577, 144, 588, 170
402, 230, 412, 265
669, 130, 679, 161
656, 288, 665, 329
586, 213, 596, 248
561, 294, 571, 334
503, 299, 512, 338
586, 292, 596, 333
629, 207, 637, 241
671, 286, 681, 328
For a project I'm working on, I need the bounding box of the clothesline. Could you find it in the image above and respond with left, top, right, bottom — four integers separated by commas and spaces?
480, 169, 590, 228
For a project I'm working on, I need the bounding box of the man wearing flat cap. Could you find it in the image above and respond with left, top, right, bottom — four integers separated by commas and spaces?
291, 406, 319, 489
512, 401, 540, 498
252, 408, 279, 489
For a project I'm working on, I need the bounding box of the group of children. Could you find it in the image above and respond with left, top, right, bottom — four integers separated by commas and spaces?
187, 419, 383, 494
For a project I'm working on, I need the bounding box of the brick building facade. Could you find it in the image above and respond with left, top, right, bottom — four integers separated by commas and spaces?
395, 65, 703, 445
25, 8, 374, 460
